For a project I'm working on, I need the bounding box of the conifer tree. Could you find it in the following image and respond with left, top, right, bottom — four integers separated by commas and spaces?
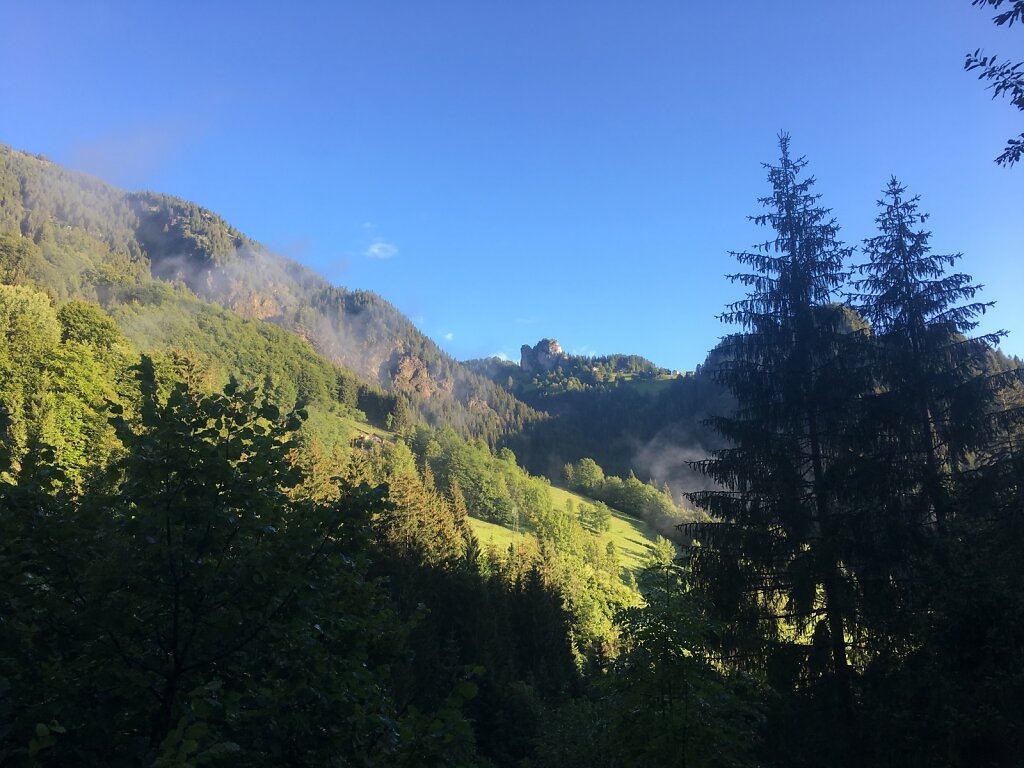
851, 178, 1007, 527
848, 178, 1024, 763
689, 135, 862, 728
448, 475, 478, 558
377, 444, 466, 567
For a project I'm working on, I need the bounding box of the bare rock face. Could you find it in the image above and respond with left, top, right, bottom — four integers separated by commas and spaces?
225, 289, 283, 320
520, 338, 565, 373
392, 353, 435, 396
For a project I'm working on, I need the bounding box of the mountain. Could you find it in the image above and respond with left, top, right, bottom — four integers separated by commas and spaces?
0, 143, 540, 445
467, 338, 729, 495
5, 133, 1023, 766
0, 145, 678, 762
0, 140, 708, 554
0, 143, 725, 485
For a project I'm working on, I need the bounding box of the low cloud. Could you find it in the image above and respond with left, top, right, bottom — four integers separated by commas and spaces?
630, 432, 717, 497
365, 240, 398, 259
71, 118, 200, 187
269, 235, 313, 259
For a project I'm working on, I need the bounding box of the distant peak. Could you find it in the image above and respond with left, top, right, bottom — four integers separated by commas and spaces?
520, 338, 565, 372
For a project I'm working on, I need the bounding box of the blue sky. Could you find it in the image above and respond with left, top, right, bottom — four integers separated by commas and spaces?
2, 1, 1021, 371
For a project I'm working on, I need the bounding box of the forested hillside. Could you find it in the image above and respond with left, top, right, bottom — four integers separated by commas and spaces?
0, 143, 678, 765
0, 275, 672, 765
0, 145, 540, 446
471, 345, 728, 493
3, 128, 1024, 768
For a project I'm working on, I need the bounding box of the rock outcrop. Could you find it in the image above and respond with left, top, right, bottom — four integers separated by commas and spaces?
520, 338, 565, 373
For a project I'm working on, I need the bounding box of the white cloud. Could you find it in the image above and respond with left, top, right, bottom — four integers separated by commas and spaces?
364, 240, 398, 259
444, 332, 454, 341
492, 352, 509, 361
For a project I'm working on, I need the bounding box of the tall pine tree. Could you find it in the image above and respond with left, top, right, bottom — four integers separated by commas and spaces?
849, 177, 1024, 766
851, 177, 1007, 527
689, 135, 863, 743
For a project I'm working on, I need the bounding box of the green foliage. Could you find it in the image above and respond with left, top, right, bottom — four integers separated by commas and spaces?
0, 286, 128, 484
131, 191, 247, 270
610, 557, 765, 767
534, 555, 765, 768
0, 339, 596, 765
852, 178, 1008, 524
0, 232, 37, 285
577, 500, 612, 534
468, 345, 725, 506
396, 425, 647, 665
0, 146, 142, 258
0, 283, 61, 360
0, 359, 411, 765
101, 280, 391, 425
476, 359, 726, 502
680, 141, 1024, 766
563, 457, 695, 538
468, 346, 670, 399
57, 299, 124, 348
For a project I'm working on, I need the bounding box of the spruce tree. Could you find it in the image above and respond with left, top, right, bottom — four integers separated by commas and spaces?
688, 135, 862, 730
448, 475, 479, 559
850, 177, 1024, 764
851, 178, 1007, 527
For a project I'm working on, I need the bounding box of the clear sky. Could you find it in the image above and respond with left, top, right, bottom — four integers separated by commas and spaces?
2, 1, 1021, 371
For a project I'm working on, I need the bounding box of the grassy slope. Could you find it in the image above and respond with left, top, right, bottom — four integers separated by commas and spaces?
467, 517, 531, 552
341, 416, 391, 440
302, 394, 660, 578
461, 483, 659, 579
547, 484, 658, 574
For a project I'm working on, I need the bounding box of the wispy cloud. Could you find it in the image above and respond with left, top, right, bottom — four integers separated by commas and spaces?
364, 239, 398, 259
71, 117, 203, 187
444, 332, 454, 341
491, 351, 509, 361
268, 235, 313, 258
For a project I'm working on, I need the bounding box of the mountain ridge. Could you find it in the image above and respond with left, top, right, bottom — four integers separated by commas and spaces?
0, 142, 539, 444
0, 141, 730, 497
